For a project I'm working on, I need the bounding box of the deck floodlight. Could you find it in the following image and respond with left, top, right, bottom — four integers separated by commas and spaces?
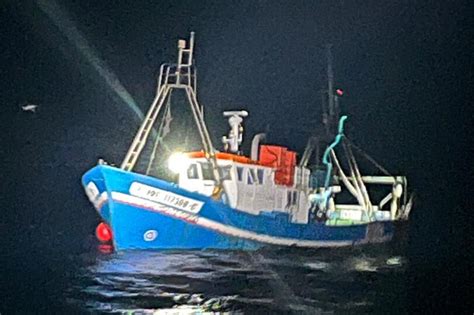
168, 152, 188, 174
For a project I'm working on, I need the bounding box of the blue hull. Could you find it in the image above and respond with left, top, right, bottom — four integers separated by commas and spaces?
82, 165, 394, 250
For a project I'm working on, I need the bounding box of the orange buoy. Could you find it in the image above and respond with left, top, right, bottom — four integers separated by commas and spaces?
95, 222, 112, 242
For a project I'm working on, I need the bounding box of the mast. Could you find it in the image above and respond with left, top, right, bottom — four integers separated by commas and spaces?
300, 45, 336, 168
326, 45, 335, 121
325, 44, 343, 137
120, 33, 222, 193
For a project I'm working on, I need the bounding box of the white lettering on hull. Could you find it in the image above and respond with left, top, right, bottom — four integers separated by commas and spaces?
129, 182, 204, 214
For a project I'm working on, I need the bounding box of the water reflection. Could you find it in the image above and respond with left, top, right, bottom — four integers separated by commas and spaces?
68, 245, 407, 314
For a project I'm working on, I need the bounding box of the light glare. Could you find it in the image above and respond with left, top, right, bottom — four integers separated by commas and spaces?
168, 152, 188, 174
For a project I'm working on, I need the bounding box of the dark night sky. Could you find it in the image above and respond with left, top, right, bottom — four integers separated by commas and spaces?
1, 0, 472, 311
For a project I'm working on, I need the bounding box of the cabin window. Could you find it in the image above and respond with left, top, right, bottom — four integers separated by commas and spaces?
249, 169, 261, 185
187, 164, 199, 179
285, 191, 291, 209
247, 168, 255, 185
286, 190, 298, 207
199, 162, 214, 180
236, 166, 244, 181
257, 169, 264, 184
199, 162, 232, 181
219, 166, 232, 181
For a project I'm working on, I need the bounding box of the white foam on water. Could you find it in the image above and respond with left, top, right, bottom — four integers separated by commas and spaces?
386, 256, 403, 266
351, 257, 378, 272
304, 261, 330, 271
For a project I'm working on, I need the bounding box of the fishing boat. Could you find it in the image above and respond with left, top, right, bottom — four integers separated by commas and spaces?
82, 33, 412, 250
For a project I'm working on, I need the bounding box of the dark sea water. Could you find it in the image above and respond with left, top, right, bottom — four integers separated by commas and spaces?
66, 245, 409, 314
4, 233, 416, 314
2, 213, 470, 315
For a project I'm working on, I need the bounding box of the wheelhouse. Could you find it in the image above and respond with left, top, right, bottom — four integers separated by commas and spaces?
172, 151, 312, 223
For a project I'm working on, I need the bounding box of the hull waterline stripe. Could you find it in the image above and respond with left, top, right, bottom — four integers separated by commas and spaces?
109, 192, 388, 248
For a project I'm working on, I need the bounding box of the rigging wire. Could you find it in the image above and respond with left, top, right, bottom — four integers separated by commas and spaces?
345, 137, 393, 177
145, 91, 173, 175
343, 141, 372, 211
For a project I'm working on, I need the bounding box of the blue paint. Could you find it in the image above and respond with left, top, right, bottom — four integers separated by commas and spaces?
98, 203, 111, 222
82, 165, 393, 250
111, 202, 261, 250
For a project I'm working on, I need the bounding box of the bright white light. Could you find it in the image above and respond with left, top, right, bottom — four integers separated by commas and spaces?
168, 152, 188, 174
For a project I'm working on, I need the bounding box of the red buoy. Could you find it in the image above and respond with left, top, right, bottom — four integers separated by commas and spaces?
95, 222, 112, 242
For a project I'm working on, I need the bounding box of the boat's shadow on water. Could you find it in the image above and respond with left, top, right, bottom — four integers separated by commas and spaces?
66, 241, 409, 314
